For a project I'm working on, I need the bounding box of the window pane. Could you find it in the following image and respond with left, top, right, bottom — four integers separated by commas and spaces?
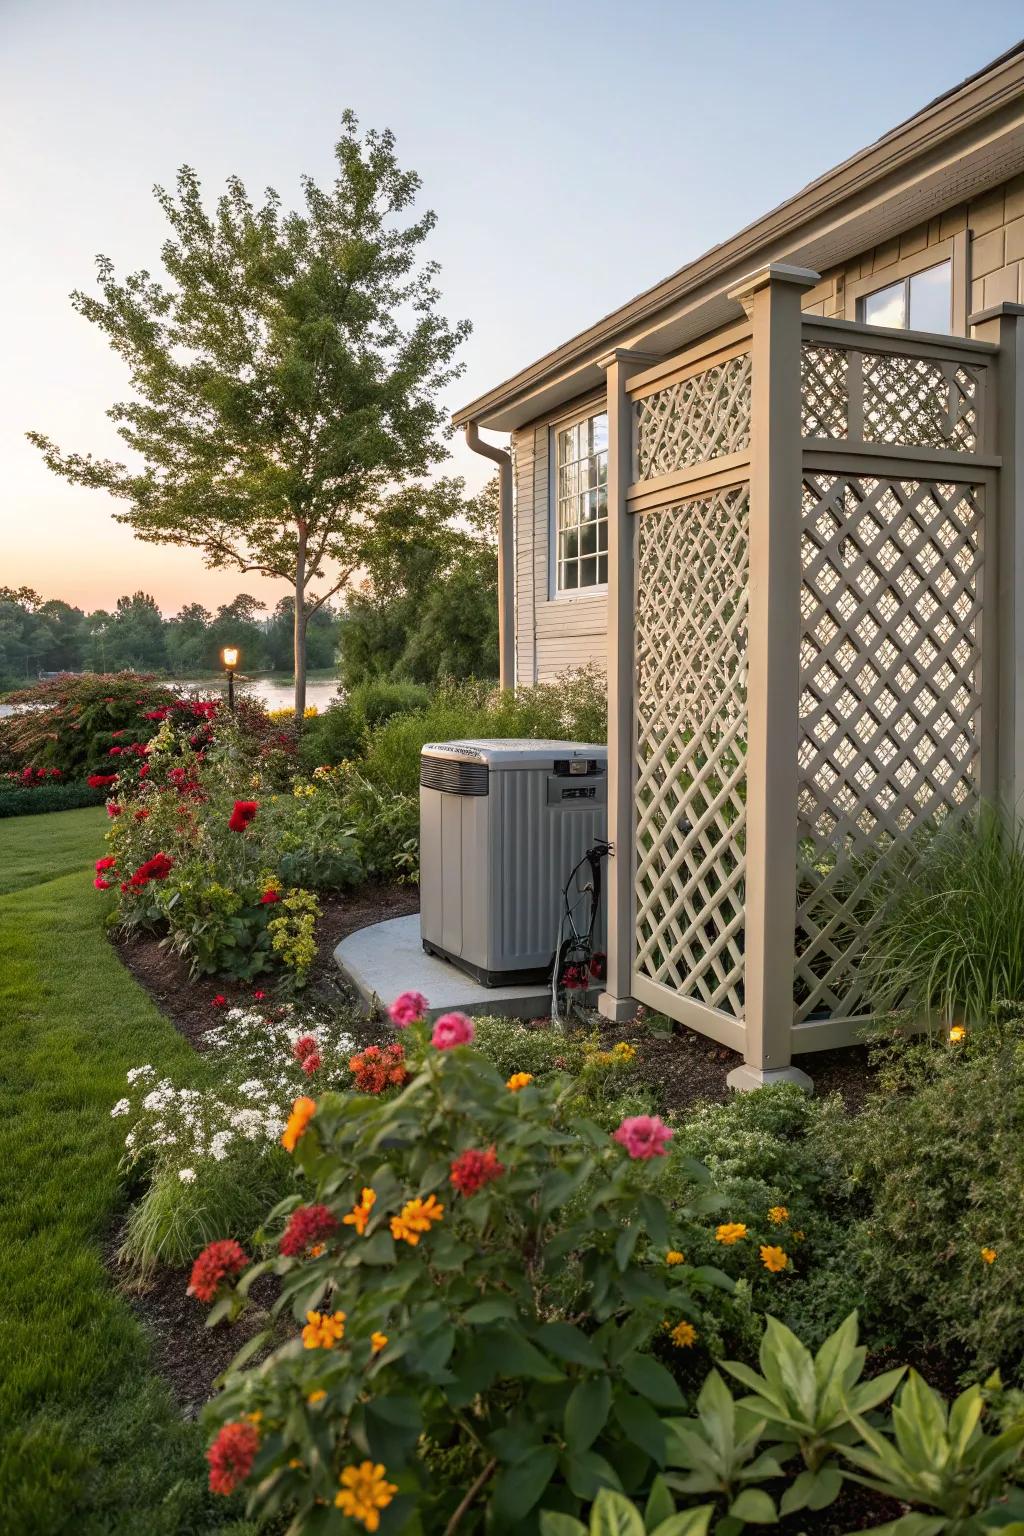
909, 260, 952, 334
579, 556, 598, 587
597, 519, 608, 552
560, 527, 578, 561
592, 413, 608, 452
555, 409, 609, 592
863, 279, 907, 329
598, 554, 608, 583
561, 561, 578, 589
580, 521, 597, 557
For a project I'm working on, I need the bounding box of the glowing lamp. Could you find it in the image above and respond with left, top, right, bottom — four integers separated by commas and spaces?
221, 646, 239, 670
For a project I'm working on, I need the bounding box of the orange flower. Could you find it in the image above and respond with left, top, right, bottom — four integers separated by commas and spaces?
390, 1194, 445, 1246
665, 1250, 686, 1266
307, 1389, 327, 1404
981, 1246, 997, 1264
302, 1310, 346, 1349
760, 1244, 789, 1273
370, 1331, 388, 1353
506, 1072, 534, 1092
281, 1096, 316, 1153
343, 1187, 377, 1236
669, 1320, 697, 1348
767, 1205, 789, 1225
335, 1461, 398, 1530
715, 1222, 747, 1246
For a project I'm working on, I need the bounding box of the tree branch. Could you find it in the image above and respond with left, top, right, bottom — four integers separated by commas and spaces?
443, 1459, 497, 1536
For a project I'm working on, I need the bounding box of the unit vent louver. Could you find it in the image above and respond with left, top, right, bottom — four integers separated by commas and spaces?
419, 758, 489, 796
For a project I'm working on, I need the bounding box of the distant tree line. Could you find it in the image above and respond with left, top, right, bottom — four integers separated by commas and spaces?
0, 587, 339, 689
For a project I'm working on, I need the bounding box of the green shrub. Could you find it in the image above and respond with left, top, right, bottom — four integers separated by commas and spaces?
0, 780, 106, 817
824, 1018, 1024, 1377
297, 681, 432, 774
198, 1012, 730, 1530
861, 802, 1024, 1026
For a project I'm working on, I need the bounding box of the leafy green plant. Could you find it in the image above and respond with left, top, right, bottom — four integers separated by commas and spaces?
540, 1485, 713, 1535
662, 1370, 784, 1530
720, 1312, 904, 1514
0, 779, 107, 817
860, 803, 1024, 1027
843, 1371, 1024, 1534
198, 1010, 731, 1531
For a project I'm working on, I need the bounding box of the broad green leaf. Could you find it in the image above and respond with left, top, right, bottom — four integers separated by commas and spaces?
491, 1449, 560, 1525
536, 1321, 605, 1370
463, 1298, 519, 1324
562, 1449, 624, 1500
565, 1376, 613, 1453
613, 1391, 669, 1465
621, 1353, 686, 1410
539, 1516, 587, 1536
728, 1487, 778, 1524
644, 1474, 675, 1528
489, 1326, 565, 1383
615, 1224, 641, 1271
650, 1511, 714, 1536
590, 1487, 645, 1536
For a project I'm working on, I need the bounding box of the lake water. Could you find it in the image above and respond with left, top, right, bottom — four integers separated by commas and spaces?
0, 675, 343, 718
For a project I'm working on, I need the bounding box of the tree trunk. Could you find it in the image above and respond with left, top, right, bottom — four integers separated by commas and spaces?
294, 523, 307, 719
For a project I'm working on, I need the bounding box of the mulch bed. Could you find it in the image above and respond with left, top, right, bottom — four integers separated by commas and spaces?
114, 881, 419, 1048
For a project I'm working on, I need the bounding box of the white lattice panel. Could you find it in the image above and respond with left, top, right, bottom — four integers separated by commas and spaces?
802, 345, 848, 438
795, 474, 983, 1020
635, 354, 752, 479
634, 488, 749, 1016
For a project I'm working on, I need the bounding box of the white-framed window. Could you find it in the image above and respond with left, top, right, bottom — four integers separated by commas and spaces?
553, 409, 608, 593
857, 257, 953, 334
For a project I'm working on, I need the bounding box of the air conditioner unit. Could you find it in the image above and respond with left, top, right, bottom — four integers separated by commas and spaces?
420, 739, 608, 985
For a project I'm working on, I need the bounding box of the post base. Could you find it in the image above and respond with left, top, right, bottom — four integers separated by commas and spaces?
597, 991, 638, 1023
726, 1063, 814, 1095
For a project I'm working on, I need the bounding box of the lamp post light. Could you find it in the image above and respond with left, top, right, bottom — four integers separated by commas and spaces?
221, 646, 239, 712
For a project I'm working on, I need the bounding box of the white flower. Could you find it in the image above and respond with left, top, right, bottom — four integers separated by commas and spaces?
238, 1079, 267, 1099
111, 1098, 131, 1117
126, 1064, 155, 1085
210, 1130, 233, 1161
178, 1168, 197, 1183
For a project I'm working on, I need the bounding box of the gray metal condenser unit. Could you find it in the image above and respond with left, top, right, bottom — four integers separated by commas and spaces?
420, 739, 608, 985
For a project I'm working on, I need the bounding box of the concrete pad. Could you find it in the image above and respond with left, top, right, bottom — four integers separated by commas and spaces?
334, 914, 596, 1021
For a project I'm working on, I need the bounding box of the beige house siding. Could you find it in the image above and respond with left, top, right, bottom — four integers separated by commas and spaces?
511, 169, 1024, 687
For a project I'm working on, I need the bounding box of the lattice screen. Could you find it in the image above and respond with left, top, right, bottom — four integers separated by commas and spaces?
635, 353, 752, 479
634, 487, 749, 1015
794, 473, 983, 1019
802, 343, 984, 452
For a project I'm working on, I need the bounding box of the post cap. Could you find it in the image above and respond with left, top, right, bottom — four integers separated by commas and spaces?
728, 263, 820, 317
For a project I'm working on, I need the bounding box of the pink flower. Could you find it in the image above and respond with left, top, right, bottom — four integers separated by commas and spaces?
612, 1114, 674, 1160
388, 991, 429, 1028
431, 1012, 475, 1050
301, 1052, 322, 1076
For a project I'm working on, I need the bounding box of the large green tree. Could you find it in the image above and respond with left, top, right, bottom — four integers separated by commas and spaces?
29, 113, 469, 713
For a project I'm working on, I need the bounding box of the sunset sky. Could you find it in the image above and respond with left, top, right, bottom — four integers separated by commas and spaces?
2, 0, 1022, 617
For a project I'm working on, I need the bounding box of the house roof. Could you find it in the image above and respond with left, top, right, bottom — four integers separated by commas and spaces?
454, 40, 1024, 433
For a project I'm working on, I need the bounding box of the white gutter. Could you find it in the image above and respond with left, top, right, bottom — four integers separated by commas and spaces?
463, 422, 515, 691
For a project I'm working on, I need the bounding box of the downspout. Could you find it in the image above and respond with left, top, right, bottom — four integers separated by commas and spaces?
464, 421, 515, 691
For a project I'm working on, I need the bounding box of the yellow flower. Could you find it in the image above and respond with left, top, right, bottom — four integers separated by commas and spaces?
390, 1194, 445, 1246
760, 1244, 789, 1273
302, 1310, 346, 1350
506, 1072, 534, 1092
611, 1041, 636, 1062
335, 1461, 398, 1531
949, 1024, 967, 1043
289, 1458, 303, 1469
370, 1331, 388, 1353
281, 1096, 316, 1153
307, 1389, 327, 1404
792, 1230, 806, 1242
669, 1320, 697, 1348
343, 1187, 377, 1236
715, 1222, 748, 1246
244, 1410, 263, 1426
981, 1246, 997, 1264
665, 1250, 686, 1266
767, 1205, 789, 1225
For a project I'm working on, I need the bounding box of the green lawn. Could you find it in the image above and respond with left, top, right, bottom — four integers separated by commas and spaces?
0, 804, 108, 895
0, 809, 253, 1535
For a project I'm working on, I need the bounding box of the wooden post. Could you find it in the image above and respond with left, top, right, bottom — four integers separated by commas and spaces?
597, 346, 657, 1024
725, 265, 818, 1090
971, 302, 1024, 813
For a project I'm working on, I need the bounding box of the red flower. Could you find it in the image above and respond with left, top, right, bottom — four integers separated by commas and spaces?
450, 1146, 505, 1197
292, 1034, 318, 1061
258, 889, 280, 905
279, 1203, 339, 1257
252, 990, 267, 1002
349, 1043, 408, 1094
144, 708, 169, 721
301, 1051, 322, 1076
131, 852, 174, 882
87, 773, 118, 788
589, 951, 607, 981
106, 802, 122, 817
95, 856, 117, 872
94, 876, 112, 890
212, 994, 228, 1008
207, 1421, 259, 1497
138, 764, 150, 779
134, 808, 150, 821
228, 799, 259, 832
187, 1238, 248, 1302
108, 746, 123, 756
49, 768, 61, 778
